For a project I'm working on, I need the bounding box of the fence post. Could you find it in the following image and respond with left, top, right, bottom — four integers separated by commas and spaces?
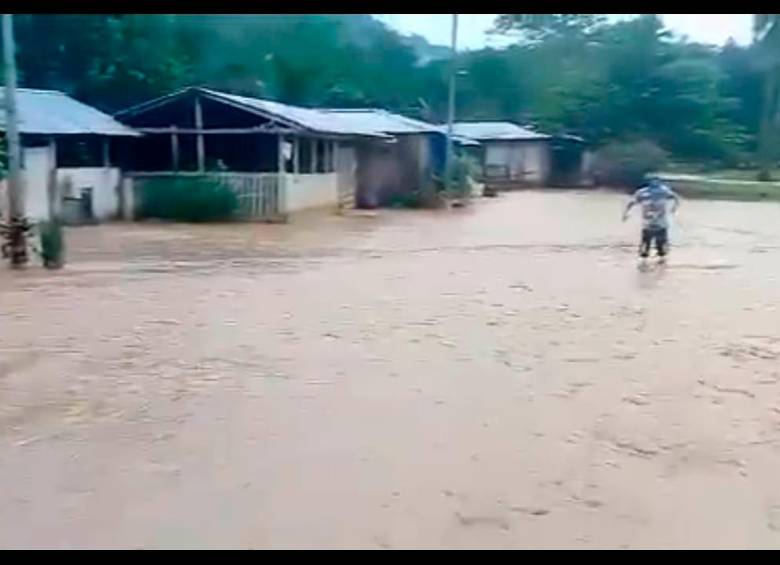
121, 176, 135, 221
278, 135, 287, 219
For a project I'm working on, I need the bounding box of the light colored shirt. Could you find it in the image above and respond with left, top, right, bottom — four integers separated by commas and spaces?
629, 184, 679, 229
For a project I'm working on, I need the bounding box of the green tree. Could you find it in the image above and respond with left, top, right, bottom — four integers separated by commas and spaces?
485, 14, 748, 163
492, 14, 606, 41
5, 14, 769, 170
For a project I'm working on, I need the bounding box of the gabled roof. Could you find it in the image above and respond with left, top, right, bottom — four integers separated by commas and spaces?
451, 121, 551, 142
116, 87, 390, 139
0, 87, 139, 136
198, 89, 389, 138
319, 108, 442, 136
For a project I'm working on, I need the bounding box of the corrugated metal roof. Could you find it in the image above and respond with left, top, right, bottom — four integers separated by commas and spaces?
198, 89, 390, 138
117, 87, 390, 139
451, 121, 551, 142
320, 108, 442, 135
0, 87, 139, 136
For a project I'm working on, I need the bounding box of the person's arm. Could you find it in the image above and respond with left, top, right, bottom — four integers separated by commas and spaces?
623, 193, 639, 221
668, 188, 681, 213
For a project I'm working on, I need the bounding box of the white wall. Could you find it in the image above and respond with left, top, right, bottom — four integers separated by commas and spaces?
10, 146, 122, 222
485, 143, 513, 172
283, 173, 339, 214
521, 142, 551, 184
484, 141, 551, 185
22, 146, 54, 221
56, 167, 122, 220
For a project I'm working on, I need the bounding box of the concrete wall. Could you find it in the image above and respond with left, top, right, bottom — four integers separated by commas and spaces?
484, 140, 551, 185
56, 167, 122, 220
355, 135, 433, 208
527, 141, 551, 184
5, 146, 123, 222
284, 173, 339, 214
21, 146, 54, 221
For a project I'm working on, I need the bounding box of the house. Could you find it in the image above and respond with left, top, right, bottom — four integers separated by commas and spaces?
113, 87, 391, 220
0, 87, 140, 224
320, 109, 450, 208
548, 134, 592, 187
451, 121, 553, 187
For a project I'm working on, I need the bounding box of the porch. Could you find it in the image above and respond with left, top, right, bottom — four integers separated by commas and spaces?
114, 87, 372, 222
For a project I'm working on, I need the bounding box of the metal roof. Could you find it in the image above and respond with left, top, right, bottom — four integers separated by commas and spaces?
451, 121, 551, 142
0, 87, 139, 136
199, 89, 392, 138
116, 87, 390, 139
320, 108, 442, 136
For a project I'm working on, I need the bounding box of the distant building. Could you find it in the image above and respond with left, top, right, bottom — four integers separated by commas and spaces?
451, 121, 553, 187
115, 88, 460, 217
114, 87, 394, 219
0, 87, 139, 224
320, 109, 452, 208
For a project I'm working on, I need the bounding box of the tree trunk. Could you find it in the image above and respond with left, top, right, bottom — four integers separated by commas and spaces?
758, 68, 780, 181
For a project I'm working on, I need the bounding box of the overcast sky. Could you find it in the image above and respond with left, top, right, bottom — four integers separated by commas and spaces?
376, 14, 754, 50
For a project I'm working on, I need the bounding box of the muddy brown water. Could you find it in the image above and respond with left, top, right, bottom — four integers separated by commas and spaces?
2, 191, 780, 549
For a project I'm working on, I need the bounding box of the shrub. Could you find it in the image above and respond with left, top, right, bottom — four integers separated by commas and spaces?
592, 140, 668, 189
38, 220, 65, 269
0, 136, 7, 181
388, 191, 422, 209
139, 177, 239, 222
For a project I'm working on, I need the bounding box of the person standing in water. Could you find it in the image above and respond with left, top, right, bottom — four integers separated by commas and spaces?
622, 177, 681, 262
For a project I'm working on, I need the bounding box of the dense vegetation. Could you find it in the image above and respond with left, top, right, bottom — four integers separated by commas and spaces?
5, 14, 780, 177
139, 177, 239, 222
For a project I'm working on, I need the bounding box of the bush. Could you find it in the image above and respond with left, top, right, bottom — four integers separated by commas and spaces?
388, 191, 422, 209
449, 155, 476, 198
38, 220, 65, 269
0, 136, 7, 181
592, 141, 668, 189
139, 177, 239, 222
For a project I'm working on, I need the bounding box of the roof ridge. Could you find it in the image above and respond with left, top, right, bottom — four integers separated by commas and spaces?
0, 86, 66, 95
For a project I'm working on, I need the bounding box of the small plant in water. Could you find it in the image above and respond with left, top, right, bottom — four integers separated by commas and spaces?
38, 220, 65, 269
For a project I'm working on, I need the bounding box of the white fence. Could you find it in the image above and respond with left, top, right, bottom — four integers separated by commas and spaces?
128, 172, 284, 222
208, 173, 283, 220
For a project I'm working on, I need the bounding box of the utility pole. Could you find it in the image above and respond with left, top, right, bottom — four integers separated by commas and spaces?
444, 13, 458, 200
2, 14, 28, 267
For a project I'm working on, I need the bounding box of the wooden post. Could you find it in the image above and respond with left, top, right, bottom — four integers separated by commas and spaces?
47, 137, 60, 220
312, 139, 319, 174
293, 137, 300, 174
170, 126, 180, 171
444, 13, 459, 203
102, 138, 110, 168
194, 96, 205, 172
277, 134, 287, 218
3, 14, 28, 266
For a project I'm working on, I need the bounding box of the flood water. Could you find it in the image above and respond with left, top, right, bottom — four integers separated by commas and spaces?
2, 191, 780, 548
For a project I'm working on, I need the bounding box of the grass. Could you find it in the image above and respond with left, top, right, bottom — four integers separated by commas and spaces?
658, 164, 780, 202
662, 162, 780, 180
660, 176, 780, 202
704, 168, 780, 181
